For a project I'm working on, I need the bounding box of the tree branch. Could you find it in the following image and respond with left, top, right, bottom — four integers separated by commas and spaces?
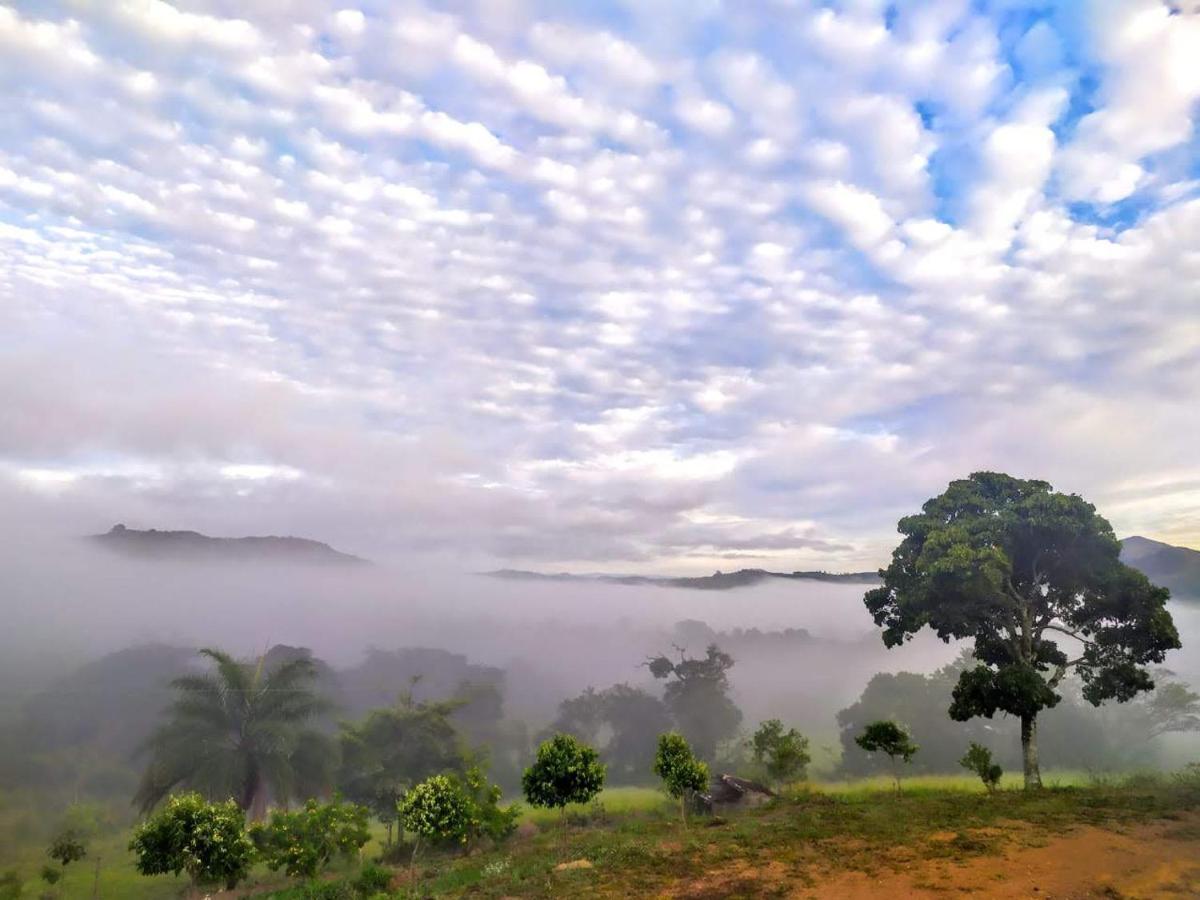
1042, 623, 1093, 645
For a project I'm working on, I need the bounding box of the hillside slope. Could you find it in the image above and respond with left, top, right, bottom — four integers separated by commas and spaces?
1121, 535, 1200, 600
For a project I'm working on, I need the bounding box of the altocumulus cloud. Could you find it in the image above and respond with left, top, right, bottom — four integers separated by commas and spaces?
0, 0, 1198, 571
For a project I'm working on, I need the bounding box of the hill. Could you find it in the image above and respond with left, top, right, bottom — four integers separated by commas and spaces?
483, 566, 878, 590
88, 523, 366, 565
1121, 536, 1200, 600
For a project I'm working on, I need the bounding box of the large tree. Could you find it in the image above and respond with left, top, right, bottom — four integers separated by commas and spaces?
549, 683, 672, 782
336, 695, 469, 843
134, 648, 334, 817
865, 472, 1180, 788
648, 644, 742, 761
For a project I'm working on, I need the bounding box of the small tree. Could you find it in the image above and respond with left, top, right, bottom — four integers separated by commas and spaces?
128, 793, 255, 892
750, 719, 811, 788
653, 733, 709, 825
855, 721, 918, 792
398, 774, 473, 889
521, 734, 605, 817
960, 742, 1003, 793
250, 796, 371, 880
47, 829, 87, 869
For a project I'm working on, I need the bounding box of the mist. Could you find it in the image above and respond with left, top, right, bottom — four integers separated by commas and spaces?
3, 525, 1197, 738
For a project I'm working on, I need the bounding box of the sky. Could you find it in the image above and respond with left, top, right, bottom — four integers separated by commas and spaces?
0, 0, 1198, 573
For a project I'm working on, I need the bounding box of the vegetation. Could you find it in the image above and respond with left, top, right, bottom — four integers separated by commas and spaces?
549, 684, 672, 781
128, 792, 256, 891
337, 694, 468, 845
646, 645, 741, 761
959, 742, 1003, 793
866, 472, 1180, 788
652, 733, 709, 824
855, 721, 918, 791
46, 828, 87, 869
251, 796, 371, 879
522, 734, 606, 816
750, 719, 811, 787
135, 648, 334, 817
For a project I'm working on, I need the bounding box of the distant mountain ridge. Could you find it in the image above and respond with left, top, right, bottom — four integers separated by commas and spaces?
1121, 535, 1200, 600
484, 567, 879, 590
89, 524, 366, 565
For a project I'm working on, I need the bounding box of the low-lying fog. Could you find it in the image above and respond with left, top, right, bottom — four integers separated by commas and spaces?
3, 532, 1198, 737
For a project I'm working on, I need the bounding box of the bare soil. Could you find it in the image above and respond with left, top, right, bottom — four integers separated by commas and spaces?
668, 810, 1200, 899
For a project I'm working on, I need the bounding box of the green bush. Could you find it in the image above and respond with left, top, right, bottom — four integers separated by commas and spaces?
959, 742, 1002, 793
0, 869, 20, 900
522, 734, 605, 812
750, 720, 811, 786
129, 792, 255, 890
251, 796, 371, 879
399, 775, 472, 850
352, 862, 392, 895
462, 766, 520, 845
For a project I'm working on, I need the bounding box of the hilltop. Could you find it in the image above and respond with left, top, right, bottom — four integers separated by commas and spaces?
484, 567, 878, 590
89, 524, 366, 565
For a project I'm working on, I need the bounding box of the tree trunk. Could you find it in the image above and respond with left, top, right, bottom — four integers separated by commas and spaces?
1021, 714, 1042, 789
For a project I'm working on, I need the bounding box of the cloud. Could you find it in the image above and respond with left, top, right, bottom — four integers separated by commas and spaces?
0, 0, 1197, 572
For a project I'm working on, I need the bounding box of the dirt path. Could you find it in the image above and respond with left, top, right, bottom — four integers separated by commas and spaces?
671, 811, 1200, 899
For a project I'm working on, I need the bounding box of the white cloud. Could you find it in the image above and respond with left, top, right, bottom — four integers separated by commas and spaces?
0, 1, 1196, 570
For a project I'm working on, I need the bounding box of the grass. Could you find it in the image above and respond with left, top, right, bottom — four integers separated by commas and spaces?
3, 770, 1197, 898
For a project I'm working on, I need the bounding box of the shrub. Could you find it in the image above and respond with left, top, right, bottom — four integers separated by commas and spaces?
39, 865, 61, 886
653, 733, 709, 824
522, 734, 605, 813
0, 870, 20, 900
750, 719, 811, 786
251, 796, 371, 880
959, 742, 1002, 793
352, 862, 392, 895
128, 793, 255, 890
462, 767, 520, 845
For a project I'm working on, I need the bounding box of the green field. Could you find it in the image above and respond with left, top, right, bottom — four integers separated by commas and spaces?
4, 770, 1198, 899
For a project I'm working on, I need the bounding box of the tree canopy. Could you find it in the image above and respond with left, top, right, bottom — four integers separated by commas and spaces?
865, 472, 1180, 787
521, 733, 605, 811
647, 644, 742, 761
134, 648, 334, 817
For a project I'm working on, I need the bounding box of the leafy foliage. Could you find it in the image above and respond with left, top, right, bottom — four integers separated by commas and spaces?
856, 721, 918, 791
336, 696, 468, 839
653, 733, 708, 822
521, 734, 605, 811
135, 648, 335, 816
550, 683, 673, 781
46, 829, 87, 867
128, 792, 255, 889
865, 472, 1180, 787
399, 774, 474, 848
750, 719, 811, 786
959, 742, 1003, 792
250, 796, 371, 879
0, 870, 19, 900
647, 644, 742, 761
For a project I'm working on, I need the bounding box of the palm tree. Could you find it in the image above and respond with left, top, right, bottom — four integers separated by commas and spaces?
134, 648, 334, 819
